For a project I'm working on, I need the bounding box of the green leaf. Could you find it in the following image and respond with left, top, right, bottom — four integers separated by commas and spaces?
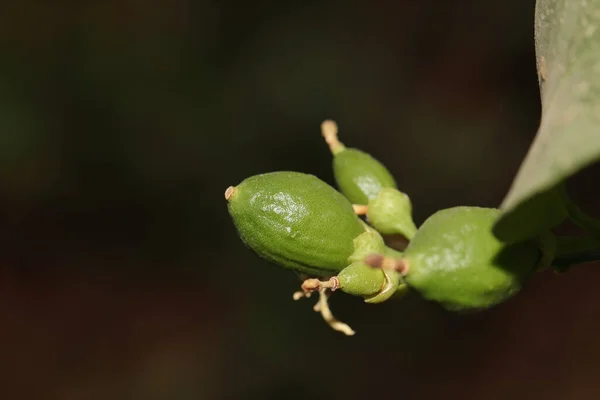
493, 184, 567, 243
495, 0, 600, 241
563, 190, 600, 240
552, 235, 600, 272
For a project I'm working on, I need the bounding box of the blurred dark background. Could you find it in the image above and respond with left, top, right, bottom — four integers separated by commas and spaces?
1, 1, 600, 399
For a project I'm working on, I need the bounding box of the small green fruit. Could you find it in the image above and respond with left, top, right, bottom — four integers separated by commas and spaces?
338, 230, 404, 302
337, 260, 406, 303
333, 148, 398, 205
322, 120, 397, 205
226, 171, 365, 276
367, 188, 418, 240
403, 207, 540, 311
347, 230, 386, 264
337, 261, 386, 297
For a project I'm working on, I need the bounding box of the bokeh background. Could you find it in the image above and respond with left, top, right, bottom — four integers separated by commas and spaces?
2, 1, 600, 399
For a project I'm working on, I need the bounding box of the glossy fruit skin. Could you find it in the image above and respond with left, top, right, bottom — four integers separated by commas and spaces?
333, 148, 397, 205
227, 171, 365, 277
404, 207, 540, 311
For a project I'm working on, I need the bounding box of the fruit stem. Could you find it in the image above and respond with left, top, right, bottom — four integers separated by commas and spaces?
300, 277, 339, 294
314, 290, 355, 336
353, 204, 369, 215
364, 254, 409, 275
321, 119, 346, 155
293, 278, 355, 336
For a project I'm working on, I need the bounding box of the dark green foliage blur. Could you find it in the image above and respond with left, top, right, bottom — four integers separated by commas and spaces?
1, 1, 599, 399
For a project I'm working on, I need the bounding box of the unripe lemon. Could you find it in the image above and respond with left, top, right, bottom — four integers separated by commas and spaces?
403, 207, 540, 311
226, 171, 365, 277
333, 148, 397, 205
321, 120, 397, 205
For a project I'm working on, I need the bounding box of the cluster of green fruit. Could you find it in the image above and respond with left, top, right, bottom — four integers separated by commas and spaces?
225, 120, 544, 335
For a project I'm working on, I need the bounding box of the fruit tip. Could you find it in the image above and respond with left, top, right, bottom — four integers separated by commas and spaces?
352, 204, 369, 216
320, 119, 345, 154
321, 119, 338, 137
225, 186, 236, 201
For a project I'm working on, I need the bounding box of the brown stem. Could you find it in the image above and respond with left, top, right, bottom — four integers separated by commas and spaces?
364, 254, 409, 275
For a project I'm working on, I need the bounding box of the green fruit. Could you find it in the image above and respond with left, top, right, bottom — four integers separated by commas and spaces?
347, 230, 386, 264
337, 230, 404, 302
403, 207, 540, 311
333, 148, 398, 205
321, 120, 397, 205
338, 261, 386, 297
226, 171, 365, 276
337, 260, 408, 302
367, 188, 418, 240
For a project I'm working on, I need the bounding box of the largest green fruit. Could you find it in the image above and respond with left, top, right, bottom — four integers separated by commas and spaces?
226, 171, 365, 277
403, 207, 540, 311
